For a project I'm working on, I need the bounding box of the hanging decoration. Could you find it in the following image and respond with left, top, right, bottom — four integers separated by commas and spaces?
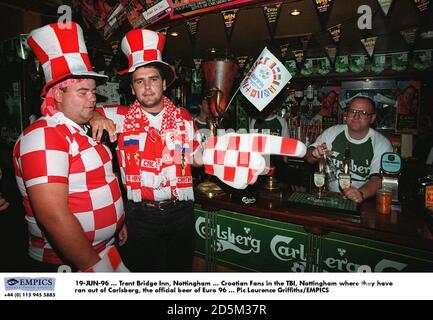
360, 36, 377, 59
262, 2, 282, 39
193, 58, 203, 70
328, 24, 342, 45
236, 56, 249, 70
371, 54, 387, 73
300, 59, 314, 76
313, 0, 335, 29
400, 27, 418, 49
391, 52, 409, 71
292, 50, 305, 66
284, 60, 297, 76
191, 68, 203, 94
110, 40, 119, 55
335, 55, 349, 73
413, 0, 430, 13
412, 49, 432, 70
325, 45, 337, 66
280, 44, 289, 59
222, 9, 239, 41
103, 54, 113, 67
349, 55, 366, 73
316, 57, 332, 75
186, 17, 200, 46
301, 34, 312, 52
377, 0, 394, 16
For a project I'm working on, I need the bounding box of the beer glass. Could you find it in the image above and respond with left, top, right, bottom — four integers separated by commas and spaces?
314, 172, 326, 198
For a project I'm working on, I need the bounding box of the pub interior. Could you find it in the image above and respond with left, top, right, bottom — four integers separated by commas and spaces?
1, 0, 433, 272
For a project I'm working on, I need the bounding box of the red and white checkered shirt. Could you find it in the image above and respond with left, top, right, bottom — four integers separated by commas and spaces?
13, 113, 125, 265
98, 98, 200, 202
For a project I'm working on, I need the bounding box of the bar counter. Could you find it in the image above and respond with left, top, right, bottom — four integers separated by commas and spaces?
193, 187, 433, 272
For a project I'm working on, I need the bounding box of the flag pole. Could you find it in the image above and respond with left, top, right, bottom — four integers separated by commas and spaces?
225, 86, 241, 112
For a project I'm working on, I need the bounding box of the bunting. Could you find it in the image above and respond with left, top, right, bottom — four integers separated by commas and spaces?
377, 0, 394, 16
401, 27, 418, 49
325, 45, 337, 66
280, 44, 289, 59
103, 54, 113, 67
391, 52, 408, 71
412, 49, 432, 70
193, 58, 203, 70
313, 0, 335, 29
292, 50, 305, 66
236, 56, 249, 70
328, 24, 342, 45
413, 0, 430, 13
262, 2, 282, 39
301, 34, 312, 51
222, 9, 239, 41
110, 40, 119, 55
371, 54, 387, 73
361, 36, 377, 59
186, 17, 200, 46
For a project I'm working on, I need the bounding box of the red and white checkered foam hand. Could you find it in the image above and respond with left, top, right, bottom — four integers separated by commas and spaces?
85, 245, 129, 272
203, 133, 306, 189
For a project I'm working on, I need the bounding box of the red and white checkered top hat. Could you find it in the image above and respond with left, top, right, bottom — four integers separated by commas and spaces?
118, 28, 176, 86
27, 22, 107, 97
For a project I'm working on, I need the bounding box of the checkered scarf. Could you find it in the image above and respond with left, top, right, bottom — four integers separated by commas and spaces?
122, 96, 191, 200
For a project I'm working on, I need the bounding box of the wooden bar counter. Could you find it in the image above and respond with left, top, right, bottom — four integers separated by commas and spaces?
192, 187, 433, 272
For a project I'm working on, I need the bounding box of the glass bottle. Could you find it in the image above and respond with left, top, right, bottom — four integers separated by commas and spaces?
339, 145, 351, 191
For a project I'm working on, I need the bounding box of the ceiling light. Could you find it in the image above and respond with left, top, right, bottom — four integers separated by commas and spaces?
210, 48, 216, 53
170, 31, 179, 37
290, 9, 302, 16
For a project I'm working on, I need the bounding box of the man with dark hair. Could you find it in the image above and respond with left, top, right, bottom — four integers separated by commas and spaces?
305, 96, 392, 203
91, 29, 201, 272
91, 30, 309, 271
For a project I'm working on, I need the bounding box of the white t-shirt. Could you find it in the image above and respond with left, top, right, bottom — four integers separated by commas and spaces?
310, 124, 393, 192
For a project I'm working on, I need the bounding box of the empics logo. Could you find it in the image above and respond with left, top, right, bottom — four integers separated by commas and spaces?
4, 277, 56, 291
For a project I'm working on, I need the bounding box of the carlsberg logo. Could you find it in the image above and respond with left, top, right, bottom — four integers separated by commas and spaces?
195, 217, 260, 254
270, 235, 306, 262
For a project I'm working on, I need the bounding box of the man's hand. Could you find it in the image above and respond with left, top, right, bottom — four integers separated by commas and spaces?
343, 186, 364, 204
203, 133, 306, 189
89, 111, 117, 143
118, 224, 128, 247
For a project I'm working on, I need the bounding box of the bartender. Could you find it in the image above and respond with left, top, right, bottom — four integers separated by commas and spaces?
305, 95, 392, 203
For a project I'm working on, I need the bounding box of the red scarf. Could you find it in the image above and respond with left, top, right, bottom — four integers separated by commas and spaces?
121, 96, 191, 200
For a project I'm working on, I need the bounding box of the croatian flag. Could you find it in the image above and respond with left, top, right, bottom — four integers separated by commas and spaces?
240, 47, 292, 111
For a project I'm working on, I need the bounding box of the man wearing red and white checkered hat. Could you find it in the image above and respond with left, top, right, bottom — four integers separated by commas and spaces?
92, 28, 200, 272
13, 22, 128, 272
91, 28, 308, 271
